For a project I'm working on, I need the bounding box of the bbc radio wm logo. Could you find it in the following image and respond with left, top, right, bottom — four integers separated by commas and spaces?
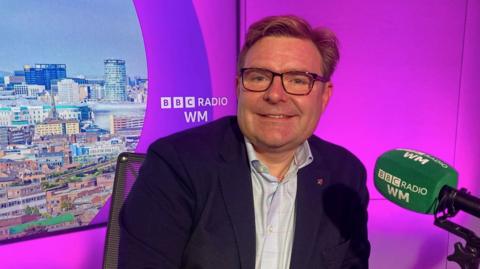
377, 168, 428, 204
161, 96, 196, 109
160, 96, 229, 123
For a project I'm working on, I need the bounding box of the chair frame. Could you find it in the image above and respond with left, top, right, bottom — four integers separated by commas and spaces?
103, 152, 146, 269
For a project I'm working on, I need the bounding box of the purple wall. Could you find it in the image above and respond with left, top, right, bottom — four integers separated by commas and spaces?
241, 0, 480, 268
0, 227, 106, 269
447, 0, 480, 267
1, 0, 478, 268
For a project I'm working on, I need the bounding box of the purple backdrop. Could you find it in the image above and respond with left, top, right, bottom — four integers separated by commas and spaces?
0, 0, 478, 268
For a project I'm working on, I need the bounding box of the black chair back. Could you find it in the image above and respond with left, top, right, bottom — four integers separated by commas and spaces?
103, 152, 145, 269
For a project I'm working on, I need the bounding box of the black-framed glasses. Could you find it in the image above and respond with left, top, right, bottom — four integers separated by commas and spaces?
240, 67, 328, 96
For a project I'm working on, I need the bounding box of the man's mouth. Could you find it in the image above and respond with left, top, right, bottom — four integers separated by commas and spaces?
260, 114, 293, 119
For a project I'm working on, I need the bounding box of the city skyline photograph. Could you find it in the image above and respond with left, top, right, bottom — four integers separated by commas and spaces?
0, 0, 148, 243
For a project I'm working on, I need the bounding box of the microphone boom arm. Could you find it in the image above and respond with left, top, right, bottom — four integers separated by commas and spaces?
435, 187, 480, 269
434, 218, 480, 269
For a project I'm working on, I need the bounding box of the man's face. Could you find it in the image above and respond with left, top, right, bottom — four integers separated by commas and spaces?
236, 36, 332, 154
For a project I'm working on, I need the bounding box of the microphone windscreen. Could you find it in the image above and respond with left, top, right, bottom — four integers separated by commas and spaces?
374, 149, 458, 214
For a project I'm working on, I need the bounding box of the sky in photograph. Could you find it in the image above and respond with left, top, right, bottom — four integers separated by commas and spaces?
0, 0, 147, 78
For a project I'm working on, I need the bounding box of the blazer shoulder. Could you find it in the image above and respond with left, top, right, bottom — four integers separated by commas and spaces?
308, 135, 365, 173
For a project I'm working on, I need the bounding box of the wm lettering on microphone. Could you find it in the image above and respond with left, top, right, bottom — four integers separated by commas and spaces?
401, 149, 450, 168
403, 152, 430, 165
160, 96, 229, 123
378, 169, 428, 203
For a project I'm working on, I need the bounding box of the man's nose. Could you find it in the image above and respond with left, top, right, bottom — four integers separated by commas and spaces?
263, 76, 288, 103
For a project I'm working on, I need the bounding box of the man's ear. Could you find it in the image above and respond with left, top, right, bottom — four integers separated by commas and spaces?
235, 76, 241, 97
320, 81, 333, 113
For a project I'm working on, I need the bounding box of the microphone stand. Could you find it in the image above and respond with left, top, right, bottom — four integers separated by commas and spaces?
435, 188, 480, 269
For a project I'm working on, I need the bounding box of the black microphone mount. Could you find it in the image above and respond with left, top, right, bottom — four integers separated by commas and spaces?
435, 187, 480, 269
439, 186, 480, 218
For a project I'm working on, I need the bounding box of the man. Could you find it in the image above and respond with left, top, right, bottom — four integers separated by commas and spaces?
119, 15, 370, 269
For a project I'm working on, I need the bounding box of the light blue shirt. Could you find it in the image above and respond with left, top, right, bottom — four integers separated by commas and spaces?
245, 139, 313, 269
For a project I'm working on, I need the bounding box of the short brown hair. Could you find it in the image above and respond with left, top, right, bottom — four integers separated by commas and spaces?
237, 15, 339, 80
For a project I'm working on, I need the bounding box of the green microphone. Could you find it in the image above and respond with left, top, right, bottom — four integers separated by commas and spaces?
374, 149, 458, 214
375, 149, 480, 269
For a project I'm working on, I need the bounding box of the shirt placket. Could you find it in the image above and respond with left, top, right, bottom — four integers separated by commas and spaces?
260, 179, 284, 269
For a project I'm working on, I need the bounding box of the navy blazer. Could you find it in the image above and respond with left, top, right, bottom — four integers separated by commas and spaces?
119, 116, 370, 269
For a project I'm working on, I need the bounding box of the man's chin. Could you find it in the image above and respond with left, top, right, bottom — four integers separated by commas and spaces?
251, 138, 300, 154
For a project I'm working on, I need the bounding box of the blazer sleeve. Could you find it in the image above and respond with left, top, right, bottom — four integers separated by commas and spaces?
118, 142, 195, 269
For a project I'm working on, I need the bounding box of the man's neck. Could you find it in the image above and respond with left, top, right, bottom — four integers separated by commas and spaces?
254, 148, 296, 180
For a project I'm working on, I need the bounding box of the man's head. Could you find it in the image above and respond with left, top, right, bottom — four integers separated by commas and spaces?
237, 15, 339, 81
236, 15, 339, 156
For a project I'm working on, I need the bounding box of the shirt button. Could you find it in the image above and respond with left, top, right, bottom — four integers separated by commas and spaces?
267, 225, 273, 234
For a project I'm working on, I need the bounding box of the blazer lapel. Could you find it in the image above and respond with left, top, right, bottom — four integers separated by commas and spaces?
290, 160, 331, 269
217, 121, 256, 269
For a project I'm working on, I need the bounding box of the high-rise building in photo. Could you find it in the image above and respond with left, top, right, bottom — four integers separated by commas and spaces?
104, 59, 126, 101
57, 79, 81, 104
24, 64, 67, 90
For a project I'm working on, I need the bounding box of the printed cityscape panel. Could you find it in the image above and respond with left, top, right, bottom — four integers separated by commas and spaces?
0, 0, 147, 243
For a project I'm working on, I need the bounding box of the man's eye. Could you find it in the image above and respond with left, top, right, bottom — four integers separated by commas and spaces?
252, 76, 267, 81
289, 76, 309, 85
247, 74, 269, 82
